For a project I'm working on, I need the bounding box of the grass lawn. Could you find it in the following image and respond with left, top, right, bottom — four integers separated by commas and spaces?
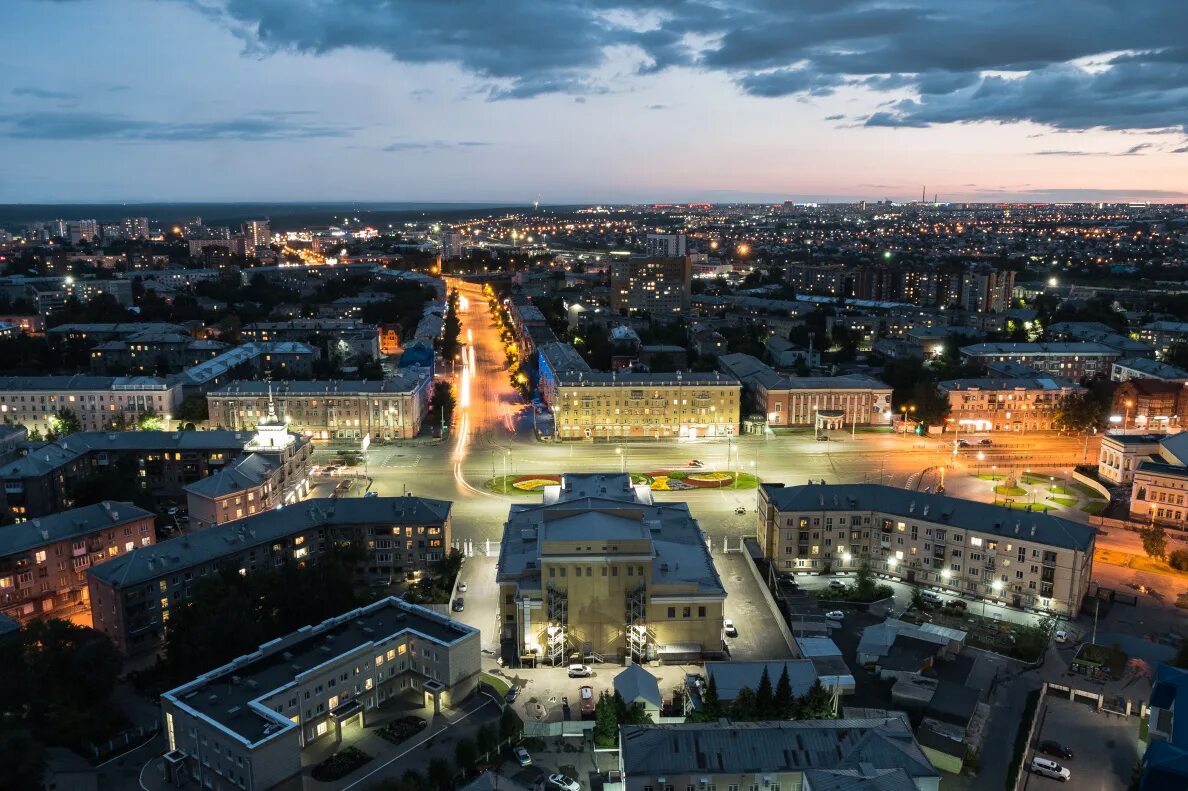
1020, 473, 1050, 485
1081, 500, 1108, 515
1048, 485, 1075, 496
1001, 501, 1054, 512
481, 672, 510, 697
1071, 482, 1106, 500
1095, 548, 1131, 567
730, 472, 762, 489
976, 474, 1007, 481
1130, 555, 1188, 577
994, 485, 1027, 496
1048, 496, 1078, 507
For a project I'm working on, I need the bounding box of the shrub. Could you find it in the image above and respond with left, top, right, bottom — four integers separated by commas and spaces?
1170, 549, 1188, 571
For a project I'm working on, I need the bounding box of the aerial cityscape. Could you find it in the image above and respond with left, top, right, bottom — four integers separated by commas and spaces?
4, 2, 1188, 791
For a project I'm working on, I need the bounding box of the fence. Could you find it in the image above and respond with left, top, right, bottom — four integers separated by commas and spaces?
90, 720, 159, 762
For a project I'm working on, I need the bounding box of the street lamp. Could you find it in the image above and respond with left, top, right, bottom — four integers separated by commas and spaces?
1124, 400, 1134, 430
616, 446, 624, 473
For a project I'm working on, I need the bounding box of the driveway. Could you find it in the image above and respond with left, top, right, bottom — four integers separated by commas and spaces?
717, 551, 796, 660
1022, 695, 1141, 791
454, 554, 501, 653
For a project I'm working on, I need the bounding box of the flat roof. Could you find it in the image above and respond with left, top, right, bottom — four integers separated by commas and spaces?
960, 342, 1120, 356
89, 496, 450, 588
164, 597, 477, 745
938, 377, 1082, 392
211, 373, 430, 397
761, 483, 1095, 552
0, 374, 173, 391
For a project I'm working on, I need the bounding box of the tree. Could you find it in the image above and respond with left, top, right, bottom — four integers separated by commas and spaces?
427, 757, 453, 791
1053, 391, 1106, 434
499, 706, 522, 744
454, 737, 478, 775
475, 723, 498, 760
177, 394, 209, 423
0, 730, 45, 791
594, 690, 619, 747
755, 667, 774, 719
1169, 548, 1188, 571
1141, 523, 1169, 561
854, 562, 877, 601
47, 408, 82, 439
792, 680, 835, 720
137, 409, 165, 431
909, 381, 951, 429
730, 686, 757, 721
773, 665, 794, 718
701, 673, 721, 719
429, 381, 456, 434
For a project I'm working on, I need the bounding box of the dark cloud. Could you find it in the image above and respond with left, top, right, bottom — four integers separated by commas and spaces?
1174, 145, 1188, 153
383, 140, 489, 152
1119, 143, 1153, 155
824, 114, 845, 120
646, 104, 666, 110
1032, 150, 1104, 157
12, 87, 75, 100
179, 0, 1188, 134
1, 111, 355, 141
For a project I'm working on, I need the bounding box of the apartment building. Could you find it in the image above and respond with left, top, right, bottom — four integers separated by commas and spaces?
241, 319, 380, 360
160, 597, 480, 791
174, 342, 317, 396
0, 501, 154, 625
1047, 321, 1155, 357
552, 371, 740, 441
938, 377, 1085, 433
0, 375, 183, 435
618, 717, 940, 791
184, 410, 313, 529
496, 474, 726, 665
758, 483, 1095, 616
1130, 434, 1188, 530
0, 430, 254, 522
207, 371, 432, 441
610, 256, 692, 315
88, 496, 451, 654
719, 353, 892, 428
1112, 357, 1188, 384
1140, 321, 1188, 359
1111, 379, 1188, 431
960, 342, 1121, 381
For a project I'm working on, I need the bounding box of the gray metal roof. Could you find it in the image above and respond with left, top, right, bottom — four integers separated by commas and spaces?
0, 430, 254, 479
88, 496, 450, 588
0, 501, 153, 556
184, 454, 276, 498
614, 664, 661, 707
960, 342, 1120, 356
1114, 357, 1188, 380
178, 342, 315, 386
761, 483, 1095, 552
211, 372, 430, 397
704, 660, 819, 701
0, 374, 173, 391
619, 717, 936, 779
938, 377, 1082, 392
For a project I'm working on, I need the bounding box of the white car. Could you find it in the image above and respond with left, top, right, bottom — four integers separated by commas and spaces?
513, 746, 532, 767
458, 582, 468, 593
723, 619, 738, 637
548, 774, 581, 791
1055, 629, 1069, 644
567, 664, 593, 678
825, 610, 845, 621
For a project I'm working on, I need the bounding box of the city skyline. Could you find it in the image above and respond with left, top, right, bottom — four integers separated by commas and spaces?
4, 0, 1188, 204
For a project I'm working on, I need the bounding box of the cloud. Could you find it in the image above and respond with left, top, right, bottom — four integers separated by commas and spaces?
824, 114, 845, 120
171, 0, 1188, 134
1174, 145, 1188, 153
382, 140, 489, 152
646, 103, 666, 110
1032, 150, 1104, 156
1119, 143, 1153, 155
12, 87, 75, 100
1, 111, 355, 141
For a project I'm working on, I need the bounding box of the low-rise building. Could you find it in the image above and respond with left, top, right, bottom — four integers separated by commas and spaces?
1111, 379, 1188, 431
159, 597, 480, 791
0, 501, 154, 625
618, 717, 940, 791
758, 483, 1095, 615
938, 376, 1084, 433
1099, 433, 1167, 485
1047, 321, 1154, 357
552, 370, 741, 441
719, 353, 892, 428
184, 408, 313, 529
1142, 664, 1188, 790
1129, 434, 1188, 529
174, 341, 317, 396
1112, 357, 1188, 384
1139, 321, 1188, 360
496, 473, 726, 664
89, 496, 452, 654
960, 342, 1121, 381
207, 371, 432, 441
0, 375, 183, 435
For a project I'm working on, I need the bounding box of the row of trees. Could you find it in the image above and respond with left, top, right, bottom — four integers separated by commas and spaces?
593, 690, 653, 747
439, 290, 462, 361
689, 667, 836, 723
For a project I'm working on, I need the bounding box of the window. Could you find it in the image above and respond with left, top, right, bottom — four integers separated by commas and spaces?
698, 606, 706, 617
682, 607, 691, 618
668, 607, 675, 618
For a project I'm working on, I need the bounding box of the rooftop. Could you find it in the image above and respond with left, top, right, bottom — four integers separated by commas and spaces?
89, 496, 450, 588
0, 430, 254, 479
0, 374, 174, 391
211, 372, 430, 397
178, 342, 315, 386
761, 483, 1096, 552
705, 660, 819, 701
184, 453, 277, 498
619, 717, 936, 780
938, 377, 1082, 392
1114, 357, 1188, 380
0, 501, 153, 556
555, 369, 741, 389
163, 597, 477, 746
961, 342, 1121, 356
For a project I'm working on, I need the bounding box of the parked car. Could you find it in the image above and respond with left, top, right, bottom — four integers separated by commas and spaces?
548, 774, 581, 791
979, 438, 993, 446
322, 465, 340, 475
1039, 740, 1074, 760
452, 598, 464, 612
567, 664, 593, 678
690, 459, 704, 467
1054, 629, 1069, 644
734, 506, 747, 515
920, 590, 944, 605
363, 491, 378, 498
828, 580, 847, 591
514, 746, 532, 767
458, 582, 468, 593
957, 439, 970, 448
723, 619, 738, 637
816, 435, 829, 441
825, 611, 845, 621
505, 685, 521, 704
579, 685, 596, 718
946, 599, 968, 611
1029, 757, 1071, 781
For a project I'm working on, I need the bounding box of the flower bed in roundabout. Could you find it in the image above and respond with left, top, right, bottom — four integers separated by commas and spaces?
487, 470, 758, 494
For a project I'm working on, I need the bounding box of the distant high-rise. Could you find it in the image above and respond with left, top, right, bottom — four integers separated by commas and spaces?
67, 219, 98, 245
610, 256, 692, 315
644, 232, 686, 258
243, 219, 271, 250
441, 231, 464, 260
122, 216, 150, 239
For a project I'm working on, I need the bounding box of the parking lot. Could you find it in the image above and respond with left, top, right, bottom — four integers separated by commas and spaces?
717, 551, 796, 660
453, 554, 501, 653
1022, 694, 1141, 791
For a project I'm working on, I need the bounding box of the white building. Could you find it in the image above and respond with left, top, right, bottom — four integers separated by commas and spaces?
643, 232, 686, 258
0, 375, 182, 434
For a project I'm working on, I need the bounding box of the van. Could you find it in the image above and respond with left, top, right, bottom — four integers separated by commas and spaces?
920, 591, 943, 605
1030, 757, 1070, 781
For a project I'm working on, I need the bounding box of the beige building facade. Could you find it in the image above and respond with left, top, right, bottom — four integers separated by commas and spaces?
939, 377, 1085, 433
554, 372, 741, 441
497, 474, 726, 664
758, 483, 1095, 616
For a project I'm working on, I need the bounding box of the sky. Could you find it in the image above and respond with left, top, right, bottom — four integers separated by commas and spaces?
2, 0, 1187, 204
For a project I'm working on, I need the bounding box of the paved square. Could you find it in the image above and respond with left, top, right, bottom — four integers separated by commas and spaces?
1022, 694, 1142, 791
